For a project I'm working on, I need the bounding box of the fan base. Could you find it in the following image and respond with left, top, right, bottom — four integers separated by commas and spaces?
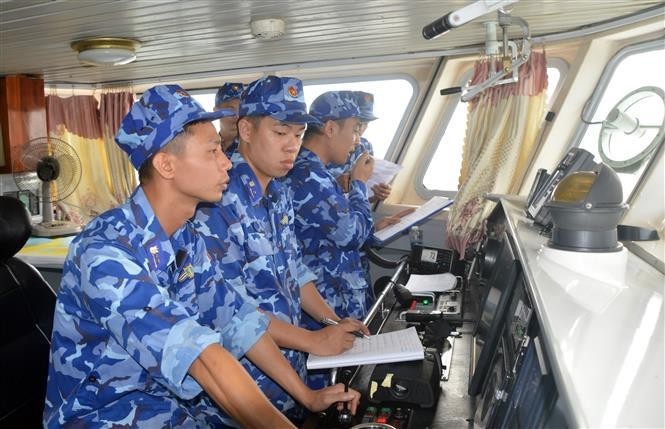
32, 221, 81, 238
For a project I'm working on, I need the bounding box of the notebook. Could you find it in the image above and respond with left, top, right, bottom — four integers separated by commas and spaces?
306, 326, 424, 370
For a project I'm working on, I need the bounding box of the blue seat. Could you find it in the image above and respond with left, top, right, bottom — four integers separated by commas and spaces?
0, 196, 56, 427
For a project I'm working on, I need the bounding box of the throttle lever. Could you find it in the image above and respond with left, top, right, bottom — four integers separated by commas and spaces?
337, 369, 353, 426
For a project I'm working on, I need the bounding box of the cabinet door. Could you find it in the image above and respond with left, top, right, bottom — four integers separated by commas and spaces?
0, 75, 47, 174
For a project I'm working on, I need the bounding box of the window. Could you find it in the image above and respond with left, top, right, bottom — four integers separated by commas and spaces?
420, 61, 565, 196
303, 79, 415, 159
190, 91, 220, 131
575, 42, 664, 202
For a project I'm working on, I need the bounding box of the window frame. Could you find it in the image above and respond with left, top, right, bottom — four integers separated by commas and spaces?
415, 68, 473, 199
415, 57, 569, 199
301, 73, 419, 161
569, 38, 664, 205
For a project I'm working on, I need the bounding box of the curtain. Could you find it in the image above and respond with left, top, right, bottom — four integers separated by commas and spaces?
46, 90, 134, 224
446, 51, 548, 255
100, 91, 136, 203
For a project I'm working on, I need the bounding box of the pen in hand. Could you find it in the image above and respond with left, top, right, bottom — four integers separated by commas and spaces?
320, 318, 370, 339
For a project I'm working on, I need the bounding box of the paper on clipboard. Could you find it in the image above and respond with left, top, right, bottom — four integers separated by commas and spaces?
366, 159, 401, 198
373, 196, 453, 243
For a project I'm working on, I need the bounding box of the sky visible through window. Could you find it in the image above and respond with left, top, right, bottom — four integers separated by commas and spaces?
303, 80, 414, 159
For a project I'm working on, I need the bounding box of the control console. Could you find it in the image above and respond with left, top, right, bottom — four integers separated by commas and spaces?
360, 405, 412, 428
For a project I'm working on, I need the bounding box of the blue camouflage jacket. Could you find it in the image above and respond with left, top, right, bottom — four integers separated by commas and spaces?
327, 136, 378, 285
283, 148, 374, 327
45, 187, 269, 428
195, 152, 316, 423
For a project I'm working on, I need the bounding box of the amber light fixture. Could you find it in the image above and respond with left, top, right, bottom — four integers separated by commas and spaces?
70, 37, 141, 66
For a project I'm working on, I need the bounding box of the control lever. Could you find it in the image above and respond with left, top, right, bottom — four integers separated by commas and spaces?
393, 283, 413, 308
337, 369, 353, 427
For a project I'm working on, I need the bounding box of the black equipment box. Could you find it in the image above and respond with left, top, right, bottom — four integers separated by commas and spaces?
410, 245, 465, 276
368, 349, 441, 408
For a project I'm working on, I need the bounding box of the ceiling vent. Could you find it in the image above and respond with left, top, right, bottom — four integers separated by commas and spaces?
250, 18, 286, 40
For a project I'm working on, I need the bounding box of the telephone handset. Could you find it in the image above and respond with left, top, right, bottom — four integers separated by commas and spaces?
525, 148, 597, 227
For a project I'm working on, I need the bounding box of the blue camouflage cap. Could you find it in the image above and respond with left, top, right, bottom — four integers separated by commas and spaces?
354, 91, 378, 122
239, 75, 320, 125
215, 82, 245, 107
308, 90, 361, 125
116, 84, 235, 169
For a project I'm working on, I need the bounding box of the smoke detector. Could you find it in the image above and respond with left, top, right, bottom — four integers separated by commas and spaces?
250, 18, 286, 40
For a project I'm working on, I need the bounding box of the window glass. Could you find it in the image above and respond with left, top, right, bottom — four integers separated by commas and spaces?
577, 47, 665, 201
422, 64, 563, 194
191, 91, 219, 131
304, 79, 414, 159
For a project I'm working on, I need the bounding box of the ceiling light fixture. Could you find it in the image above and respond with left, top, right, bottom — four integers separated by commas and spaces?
250, 18, 286, 40
70, 37, 141, 66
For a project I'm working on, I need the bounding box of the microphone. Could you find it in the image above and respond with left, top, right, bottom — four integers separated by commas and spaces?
337, 369, 353, 426
393, 283, 414, 308
422, 0, 519, 40
422, 13, 454, 40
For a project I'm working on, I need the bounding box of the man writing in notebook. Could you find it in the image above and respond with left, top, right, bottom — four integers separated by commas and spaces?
195, 76, 368, 425
283, 91, 375, 335
45, 85, 360, 429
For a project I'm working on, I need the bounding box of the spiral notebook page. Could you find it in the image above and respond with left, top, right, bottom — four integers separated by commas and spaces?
307, 326, 424, 370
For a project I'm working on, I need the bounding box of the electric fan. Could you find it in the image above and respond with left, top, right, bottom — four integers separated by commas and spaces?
599, 86, 665, 173
12, 137, 83, 237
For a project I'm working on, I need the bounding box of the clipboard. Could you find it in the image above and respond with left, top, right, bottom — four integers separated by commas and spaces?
373, 196, 453, 244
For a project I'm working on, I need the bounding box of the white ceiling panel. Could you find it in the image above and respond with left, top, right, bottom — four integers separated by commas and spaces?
1, 0, 663, 85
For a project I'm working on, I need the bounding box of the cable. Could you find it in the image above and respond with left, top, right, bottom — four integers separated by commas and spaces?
580, 111, 604, 125
363, 244, 408, 269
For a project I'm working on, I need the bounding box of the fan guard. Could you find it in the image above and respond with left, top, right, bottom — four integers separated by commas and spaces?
12, 136, 83, 237
14, 137, 82, 201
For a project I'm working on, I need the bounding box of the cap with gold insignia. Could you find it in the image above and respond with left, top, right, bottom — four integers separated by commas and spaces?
115, 84, 236, 169
353, 91, 378, 122
239, 75, 321, 125
215, 82, 245, 108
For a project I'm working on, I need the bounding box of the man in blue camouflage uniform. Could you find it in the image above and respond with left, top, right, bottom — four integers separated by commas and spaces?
44, 84, 359, 428
283, 91, 376, 328
214, 82, 245, 156
328, 91, 392, 203
196, 76, 368, 423
326, 91, 406, 291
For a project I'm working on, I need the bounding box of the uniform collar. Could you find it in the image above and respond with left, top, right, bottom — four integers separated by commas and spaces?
298, 147, 325, 167
129, 186, 181, 272
231, 152, 282, 206
224, 137, 239, 157
298, 147, 338, 190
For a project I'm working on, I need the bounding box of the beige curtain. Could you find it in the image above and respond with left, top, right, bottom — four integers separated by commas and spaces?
447, 52, 548, 255
100, 91, 136, 203
46, 90, 134, 223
